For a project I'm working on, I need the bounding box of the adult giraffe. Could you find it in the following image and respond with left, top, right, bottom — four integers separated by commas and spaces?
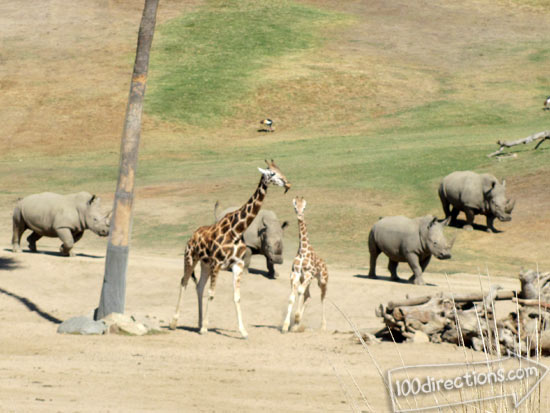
169, 160, 291, 339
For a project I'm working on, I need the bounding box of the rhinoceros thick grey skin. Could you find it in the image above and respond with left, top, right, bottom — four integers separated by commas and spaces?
215, 203, 288, 279
12, 192, 111, 256
368, 215, 454, 285
438, 171, 515, 232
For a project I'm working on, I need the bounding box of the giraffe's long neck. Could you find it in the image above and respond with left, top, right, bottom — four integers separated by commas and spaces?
297, 217, 310, 253
233, 176, 268, 234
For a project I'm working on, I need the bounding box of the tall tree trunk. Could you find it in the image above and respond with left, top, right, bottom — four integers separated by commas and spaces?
95, 0, 159, 320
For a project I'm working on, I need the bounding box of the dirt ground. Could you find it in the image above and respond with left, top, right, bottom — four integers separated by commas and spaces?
2, 243, 544, 412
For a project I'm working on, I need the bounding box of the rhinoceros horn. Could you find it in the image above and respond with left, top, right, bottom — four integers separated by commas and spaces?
105, 210, 113, 226
505, 198, 515, 214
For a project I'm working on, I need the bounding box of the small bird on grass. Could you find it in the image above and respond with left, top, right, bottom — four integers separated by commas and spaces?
544, 96, 550, 111
260, 118, 274, 132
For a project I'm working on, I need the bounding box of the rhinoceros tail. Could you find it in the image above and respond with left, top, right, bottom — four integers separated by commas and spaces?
214, 200, 221, 222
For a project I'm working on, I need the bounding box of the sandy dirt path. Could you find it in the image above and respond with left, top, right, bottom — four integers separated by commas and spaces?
1, 243, 544, 412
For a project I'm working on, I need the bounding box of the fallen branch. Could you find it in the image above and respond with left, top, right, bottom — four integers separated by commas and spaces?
514, 297, 550, 310
487, 130, 550, 158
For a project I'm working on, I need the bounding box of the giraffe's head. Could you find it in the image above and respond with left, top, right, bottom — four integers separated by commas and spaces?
292, 196, 307, 220
258, 159, 291, 193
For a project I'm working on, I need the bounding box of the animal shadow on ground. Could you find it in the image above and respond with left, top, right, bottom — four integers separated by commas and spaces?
353, 274, 437, 287
0, 256, 20, 271
256, 128, 273, 133
0, 287, 62, 324
448, 218, 498, 233
251, 324, 280, 331
248, 267, 276, 280
166, 325, 246, 340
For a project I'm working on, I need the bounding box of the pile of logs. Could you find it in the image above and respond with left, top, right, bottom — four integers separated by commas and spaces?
374, 270, 550, 355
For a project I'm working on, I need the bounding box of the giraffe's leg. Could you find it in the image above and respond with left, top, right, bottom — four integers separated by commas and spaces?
196, 261, 210, 332
318, 271, 328, 331
292, 272, 313, 330
169, 253, 197, 330
282, 271, 300, 333
231, 261, 248, 339
293, 283, 311, 330
200, 266, 218, 335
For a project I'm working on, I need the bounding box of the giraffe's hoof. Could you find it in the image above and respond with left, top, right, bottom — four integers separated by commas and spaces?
290, 324, 305, 333
240, 329, 249, 339
199, 327, 208, 335
168, 319, 178, 330
281, 325, 289, 334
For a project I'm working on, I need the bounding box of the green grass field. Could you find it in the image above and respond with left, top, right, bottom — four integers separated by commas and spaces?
3, 0, 550, 275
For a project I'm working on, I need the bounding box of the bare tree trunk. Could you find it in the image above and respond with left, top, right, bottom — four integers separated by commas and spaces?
95, 0, 159, 320
487, 130, 550, 157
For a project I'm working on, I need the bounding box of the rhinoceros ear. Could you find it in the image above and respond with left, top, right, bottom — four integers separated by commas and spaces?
428, 216, 437, 228
88, 195, 96, 205
281, 221, 289, 230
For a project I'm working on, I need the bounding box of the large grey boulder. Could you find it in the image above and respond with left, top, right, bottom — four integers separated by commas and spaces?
57, 316, 107, 335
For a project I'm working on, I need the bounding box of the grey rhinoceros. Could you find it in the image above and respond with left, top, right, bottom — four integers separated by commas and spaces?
438, 171, 515, 232
12, 192, 111, 256
368, 215, 455, 285
214, 202, 288, 279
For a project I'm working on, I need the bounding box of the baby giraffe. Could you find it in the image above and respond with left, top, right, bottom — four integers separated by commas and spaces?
282, 197, 328, 333
169, 160, 291, 339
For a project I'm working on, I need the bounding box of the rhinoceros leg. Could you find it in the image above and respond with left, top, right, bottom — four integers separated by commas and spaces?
406, 253, 426, 285
388, 260, 402, 282
56, 228, 75, 257
439, 190, 451, 219
368, 233, 380, 278
486, 215, 498, 233
266, 258, 278, 279
450, 206, 460, 226
463, 208, 475, 231
27, 232, 42, 253
73, 231, 84, 243
12, 210, 26, 253
242, 247, 252, 274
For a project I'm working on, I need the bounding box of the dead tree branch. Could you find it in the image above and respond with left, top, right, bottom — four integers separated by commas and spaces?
487, 130, 550, 158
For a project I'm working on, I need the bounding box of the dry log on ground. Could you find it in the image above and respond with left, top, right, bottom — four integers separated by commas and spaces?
373, 270, 550, 355
487, 130, 550, 158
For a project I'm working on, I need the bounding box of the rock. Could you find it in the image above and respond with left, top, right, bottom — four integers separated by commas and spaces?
101, 313, 149, 336
411, 330, 430, 344
133, 314, 162, 333
57, 316, 107, 335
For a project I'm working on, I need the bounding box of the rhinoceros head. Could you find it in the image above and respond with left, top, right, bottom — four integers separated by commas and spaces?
259, 216, 289, 265
85, 195, 111, 237
484, 179, 514, 222
425, 216, 455, 260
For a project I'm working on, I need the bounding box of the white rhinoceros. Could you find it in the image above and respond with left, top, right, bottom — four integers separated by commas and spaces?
12, 192, 111, 256
438, 171, 515, 232
368, 215, 455, 285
